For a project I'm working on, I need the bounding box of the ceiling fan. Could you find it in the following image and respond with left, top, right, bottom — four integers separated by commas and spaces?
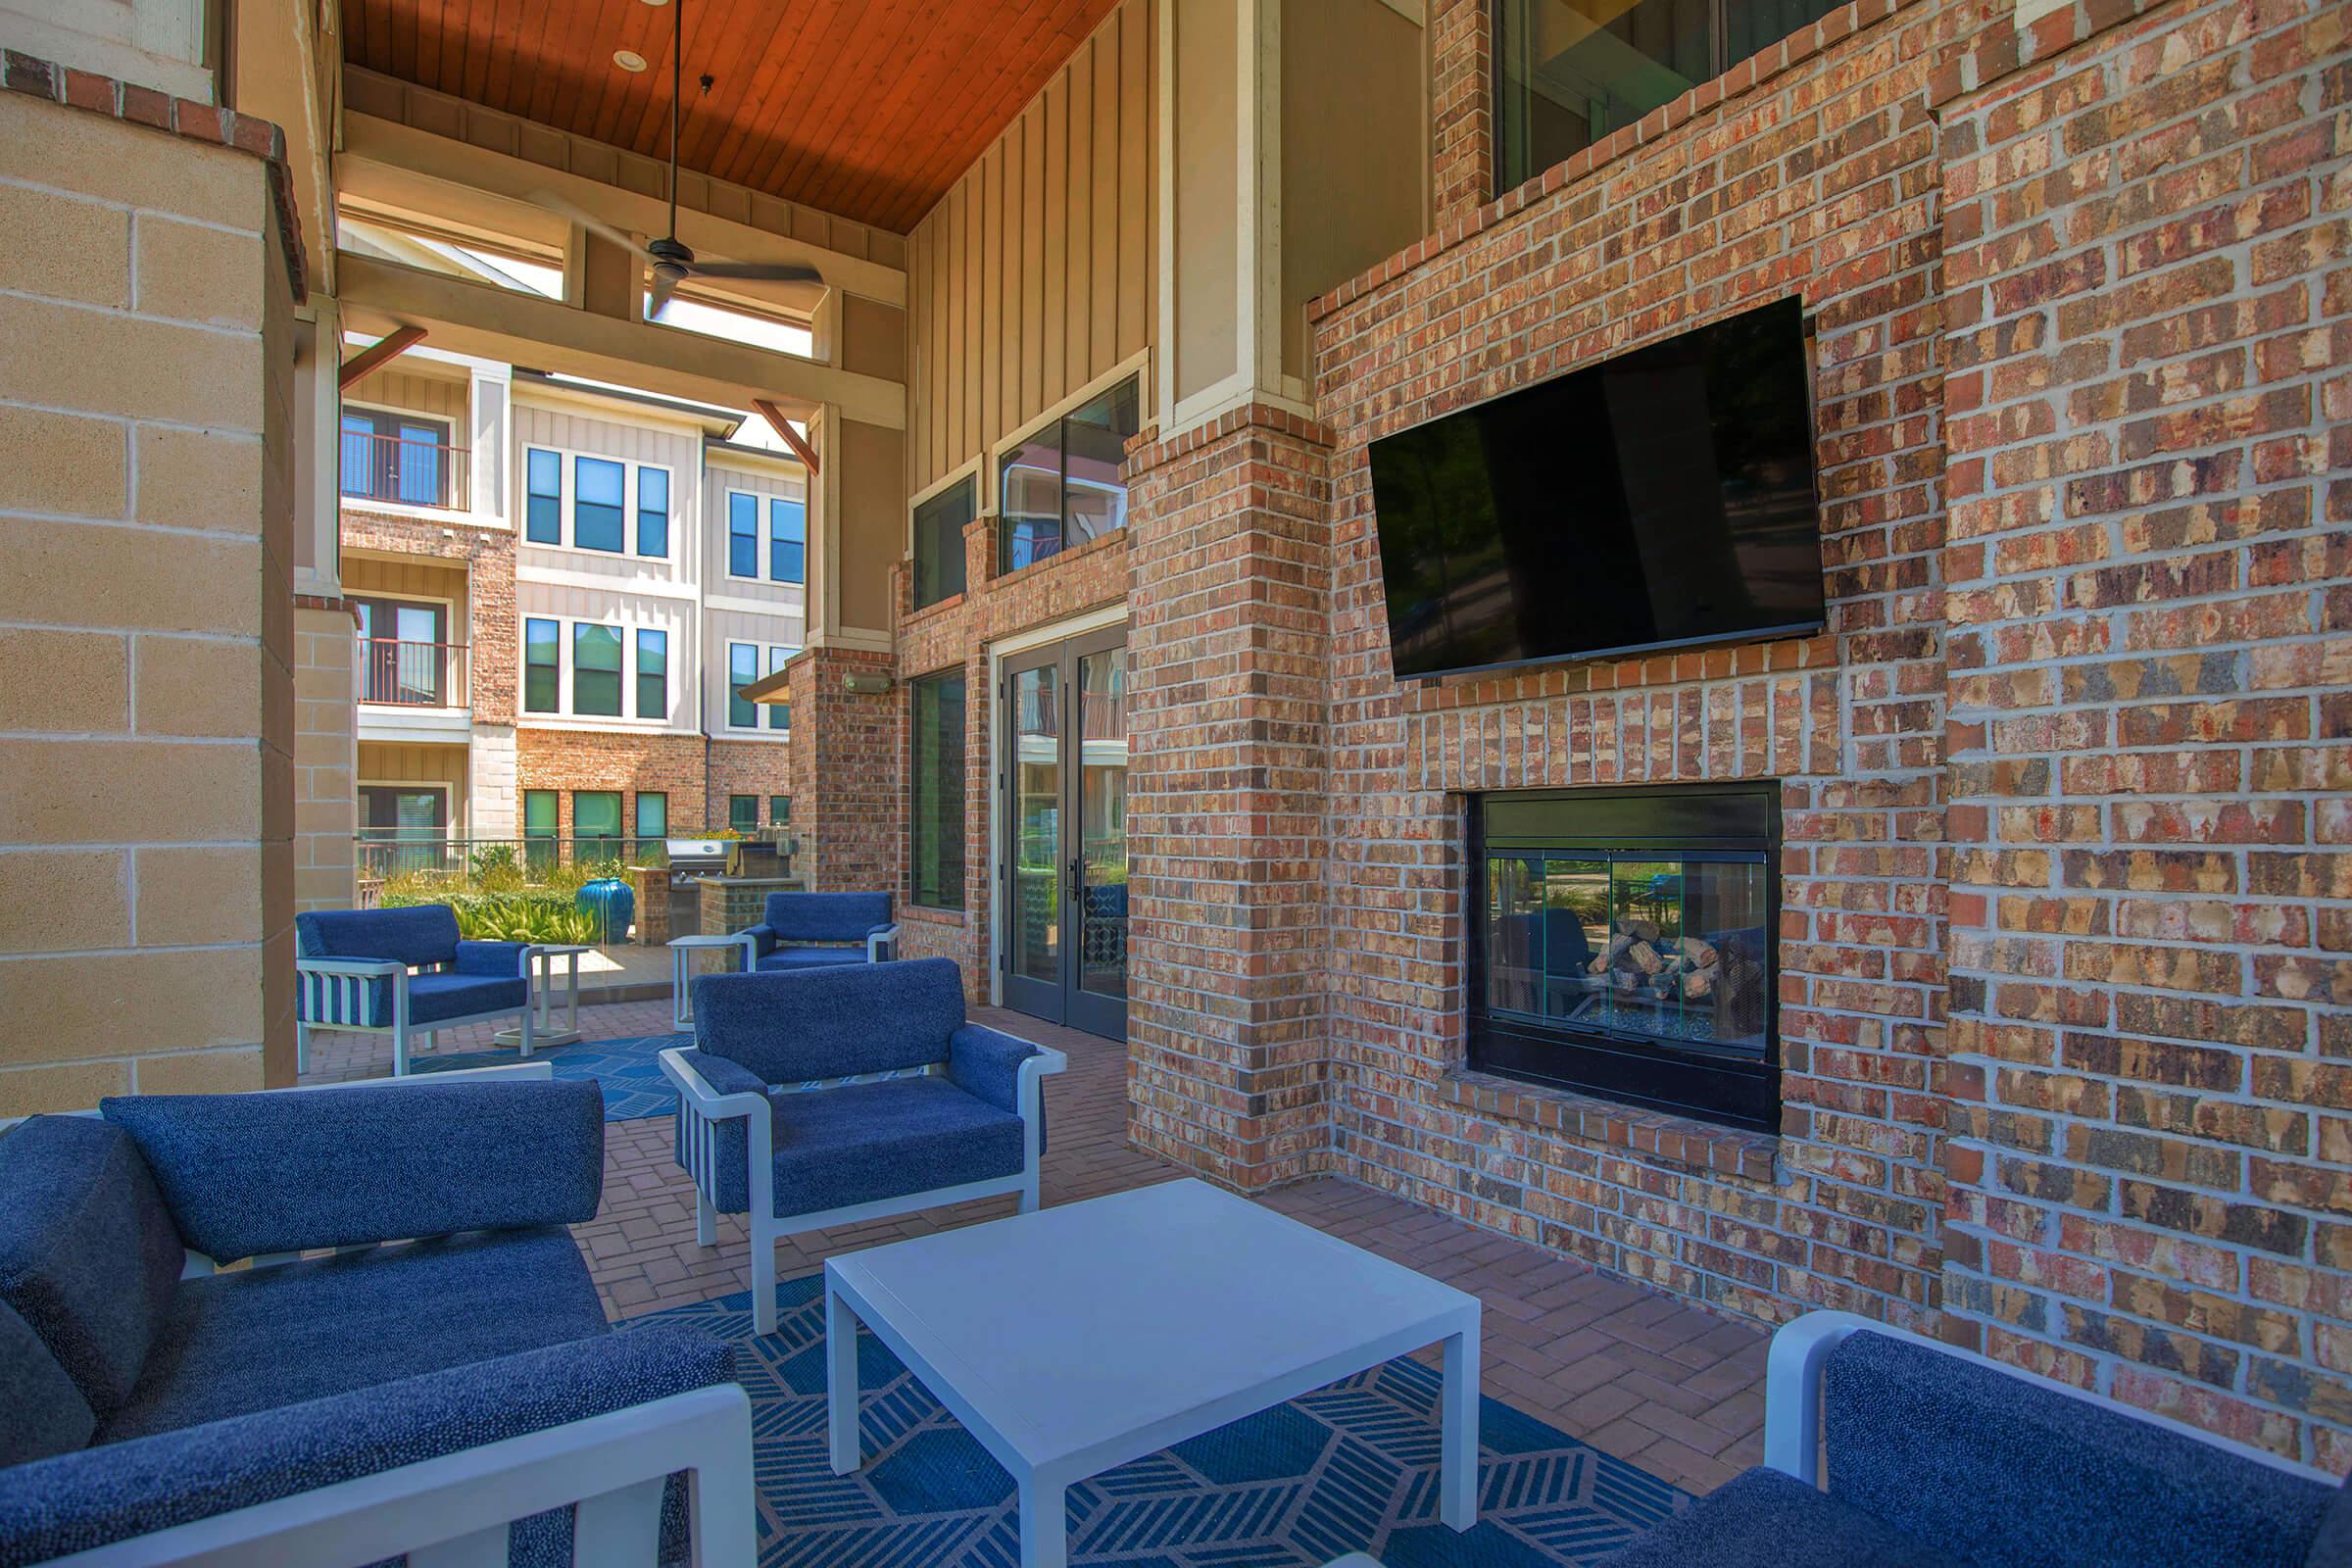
527, 0, 820, 317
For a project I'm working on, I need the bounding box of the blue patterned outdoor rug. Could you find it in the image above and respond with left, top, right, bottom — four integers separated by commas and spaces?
623, 1275, 1689, 1566
412, 1032, 687, 1120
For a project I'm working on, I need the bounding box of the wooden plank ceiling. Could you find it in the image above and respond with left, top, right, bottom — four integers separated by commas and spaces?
340, 0, 1128, 233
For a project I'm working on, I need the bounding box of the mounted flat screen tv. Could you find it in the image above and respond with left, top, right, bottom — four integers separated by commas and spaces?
1369, 296, 1826, 681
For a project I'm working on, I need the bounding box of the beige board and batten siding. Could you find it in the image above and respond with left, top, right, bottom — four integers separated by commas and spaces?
512, 397, 704, 593
343, 365, 467, 424
512, 578, 699, 732
703, 458, 809, 738
905, 0, 1156, 497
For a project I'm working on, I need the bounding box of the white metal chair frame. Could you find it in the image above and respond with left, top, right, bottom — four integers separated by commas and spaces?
9, 1064, 759, 1567
295, 948, 551, 1077
662, 1039, 1066, 1336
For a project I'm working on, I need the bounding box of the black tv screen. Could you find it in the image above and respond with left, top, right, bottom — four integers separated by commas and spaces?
1369, 295, 1826, 680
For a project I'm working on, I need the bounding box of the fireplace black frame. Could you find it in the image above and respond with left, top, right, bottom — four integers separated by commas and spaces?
1467, 782, 1783, 1134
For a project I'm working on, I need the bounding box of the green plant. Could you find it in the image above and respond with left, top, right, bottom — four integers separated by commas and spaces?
467, 843, 526, 893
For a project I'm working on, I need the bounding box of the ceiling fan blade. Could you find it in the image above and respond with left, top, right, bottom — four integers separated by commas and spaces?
647, 269, 682, 318
526, 189, 654, 261
688, 261, 826, 285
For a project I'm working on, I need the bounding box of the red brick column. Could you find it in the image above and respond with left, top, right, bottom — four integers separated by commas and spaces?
1124, 406, 1336, 1191
1936, 0, 2352, 1468
1429, 0, 1493, 224
782, 645, 901, 894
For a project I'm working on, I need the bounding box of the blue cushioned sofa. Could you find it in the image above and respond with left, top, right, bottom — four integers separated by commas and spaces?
295, 904, 543, 1076
661, 957, 1065, 1335
736, 890, 900, 972
1594, 1309, 2345, 1568
0, 1069, 754, 1567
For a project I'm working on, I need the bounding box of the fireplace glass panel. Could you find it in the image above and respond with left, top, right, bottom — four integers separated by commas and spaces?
1472, 785, 1780, 1131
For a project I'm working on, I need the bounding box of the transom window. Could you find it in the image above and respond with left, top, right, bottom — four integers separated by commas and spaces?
520, 445, 671, 559
999, 376, 1140, 574
1493, 0, 1843, 193
912, 476, 975, 611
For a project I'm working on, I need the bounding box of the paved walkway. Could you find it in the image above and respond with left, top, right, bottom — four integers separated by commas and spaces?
303, 998, 1768, 1495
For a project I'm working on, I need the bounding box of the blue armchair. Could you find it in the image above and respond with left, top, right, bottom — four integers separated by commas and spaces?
295, 904, 541, 1076
660, 957, 1065, 1335
0, 1070, 755, 1566
737, 890, 900, 973
1597, 1310, 2344, 1568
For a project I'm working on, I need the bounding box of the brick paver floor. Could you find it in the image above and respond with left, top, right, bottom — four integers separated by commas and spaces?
303, 998, 1767, 1494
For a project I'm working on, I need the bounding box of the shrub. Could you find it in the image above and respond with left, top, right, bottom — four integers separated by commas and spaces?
467, 843, 526, 893
380, 887, 600, 945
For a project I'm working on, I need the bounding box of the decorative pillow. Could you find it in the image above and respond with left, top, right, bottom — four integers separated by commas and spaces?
0, 1117, 184, 1418
0, 1298, 96, 1466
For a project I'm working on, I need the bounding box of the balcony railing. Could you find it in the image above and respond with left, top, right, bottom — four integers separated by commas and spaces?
340, 431, 469, 511
358, 638, 468, 708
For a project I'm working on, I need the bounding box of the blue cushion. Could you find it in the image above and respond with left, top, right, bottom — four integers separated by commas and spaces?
100, 1228, 611, 1443
298, 969, 527, 1030
760, 890, 892, 944
102, 1081, 604, 1262
0, 1117, 184, 1419
0, 1324, 734, 1566
406, 969, 529, 1024
693, 956, 964, 1084
946, 1023, 1040, 1116
0, 1298, 95, 1467
1825, 1330, 2334, 1568
1599, 1467, 1966, 1568
766, 1075, 1023, 1217
455, 940, 530, 977
294, 904, 461, 968
754, 946, 872, 973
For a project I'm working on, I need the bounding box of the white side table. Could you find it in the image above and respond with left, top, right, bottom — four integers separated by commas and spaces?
495, 944, 591, 1050
667, 934, 757, 1029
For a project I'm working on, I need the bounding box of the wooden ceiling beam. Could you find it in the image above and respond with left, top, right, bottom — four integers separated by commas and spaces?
337, 323, 429, 388
338, 253, 905, 428
752, 398, 819, 474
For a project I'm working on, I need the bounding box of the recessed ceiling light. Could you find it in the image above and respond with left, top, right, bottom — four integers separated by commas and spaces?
640, 0, 670, 6
613, 50, 648, 72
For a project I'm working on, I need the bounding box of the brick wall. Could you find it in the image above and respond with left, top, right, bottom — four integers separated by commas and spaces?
341, 507, 518, 724
0, 73, 302, 1110
1429, 0, 1492, 226
782, 646, 901, 892
1935, 0, 2352, 1468
1125, 406, 1339, 1189
514, 728, 708, 837
1308, 0, 1956, 1338
707, 738, 793, 832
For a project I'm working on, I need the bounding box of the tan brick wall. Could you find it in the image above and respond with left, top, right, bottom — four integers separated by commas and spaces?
293, 603, 357, 911
1936, 0, 2352, 1469
0, 86, 298, 1110
783, 647, 900, 892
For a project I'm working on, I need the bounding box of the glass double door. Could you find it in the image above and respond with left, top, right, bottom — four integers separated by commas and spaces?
1003, 628, 1128, 1039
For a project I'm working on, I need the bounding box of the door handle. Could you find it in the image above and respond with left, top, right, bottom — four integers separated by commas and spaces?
1067, 858, 1082, 902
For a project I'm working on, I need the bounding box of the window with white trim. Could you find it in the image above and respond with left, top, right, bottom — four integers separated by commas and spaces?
724, 487, 809, 584
520, 445, 673, 559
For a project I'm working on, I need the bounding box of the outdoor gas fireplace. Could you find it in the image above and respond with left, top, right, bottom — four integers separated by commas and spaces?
1469, 784, 1782, 1133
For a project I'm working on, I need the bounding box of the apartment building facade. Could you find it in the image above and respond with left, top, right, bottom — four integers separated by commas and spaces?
333, 351, 807, 880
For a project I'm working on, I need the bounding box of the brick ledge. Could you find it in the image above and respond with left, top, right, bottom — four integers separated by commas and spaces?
4, 49, 308, 302
902, 905, 967, 927
1439, 1068, 1779, 1183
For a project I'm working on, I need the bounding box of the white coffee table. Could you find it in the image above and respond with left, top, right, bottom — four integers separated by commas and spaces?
823, 1178, 1482, 1568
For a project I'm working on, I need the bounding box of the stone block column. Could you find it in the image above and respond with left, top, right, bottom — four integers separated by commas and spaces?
781, 645, 902, 893
1124, 405, 1336, 1191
